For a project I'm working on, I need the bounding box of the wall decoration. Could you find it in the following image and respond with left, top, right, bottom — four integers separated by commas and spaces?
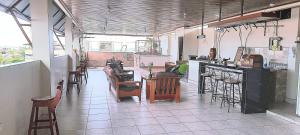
269, 37, 283, 51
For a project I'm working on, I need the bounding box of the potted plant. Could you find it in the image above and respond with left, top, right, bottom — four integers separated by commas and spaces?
148, 62, 154, 78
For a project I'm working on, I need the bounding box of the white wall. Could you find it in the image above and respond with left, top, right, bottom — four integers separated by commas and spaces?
169, 27, 185, 62
197, 8, 300, 102
219, 9, 298, 59
52, 55, 69, 92
159, 35, 169, 55
0, 56, 69, 135
170, 33, 178, 62
0, 61, 41, 135
183, 29, 199, 60
198, 28, 215, 56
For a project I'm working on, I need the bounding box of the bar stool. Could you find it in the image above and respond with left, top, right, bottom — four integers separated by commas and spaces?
211, 67, 225, 103
28, 81, 63, 135
221, 71, 242, 112
199, 66, 214, 95
77, 64, 87, 84
67, 69, 81, 93
80, 60, 89, 78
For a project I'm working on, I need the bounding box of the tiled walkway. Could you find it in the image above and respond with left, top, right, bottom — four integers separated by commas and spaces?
45, 69, 300, 135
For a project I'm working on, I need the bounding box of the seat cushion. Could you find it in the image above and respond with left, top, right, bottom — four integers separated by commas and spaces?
170, 65, 180, 73
119, 84, 140, 91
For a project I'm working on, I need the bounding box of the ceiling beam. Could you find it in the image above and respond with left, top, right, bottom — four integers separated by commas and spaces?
6, 0, 22, 12
54, 0, 80, 28
21, 3, 30, 13
53, 14, 66, 27
10, 10, 32, 47
0, 3, 8, 9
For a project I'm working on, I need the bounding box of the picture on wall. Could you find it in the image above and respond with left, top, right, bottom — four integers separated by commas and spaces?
269, 37, 283, 51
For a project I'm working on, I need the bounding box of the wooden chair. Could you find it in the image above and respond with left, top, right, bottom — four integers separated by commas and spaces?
80, 60, 89, 78
67, 69, 81, 93
149, 73, 181, 103
28, 81, 63, 135
77, 64, 87, 84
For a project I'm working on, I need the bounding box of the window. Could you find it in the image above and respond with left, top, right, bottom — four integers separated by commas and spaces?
86, 35, 149, 52
53, 33, 66, 56
0, 12, 32, 65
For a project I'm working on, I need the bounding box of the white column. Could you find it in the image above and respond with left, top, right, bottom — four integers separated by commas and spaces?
30, 0, 55, 96
295, 7, 300, 116
73, 28, 81, 68
64, 17, 74, 70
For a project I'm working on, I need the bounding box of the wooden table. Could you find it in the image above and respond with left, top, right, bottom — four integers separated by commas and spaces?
139, 67, 165, 99
141, 73, 156, 99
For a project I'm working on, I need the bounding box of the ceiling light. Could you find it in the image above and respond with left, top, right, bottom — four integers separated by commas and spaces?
197, 34, 206, 39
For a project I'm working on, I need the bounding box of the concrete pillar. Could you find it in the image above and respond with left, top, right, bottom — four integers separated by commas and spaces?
64, 17, 74, 70
72, 28, 82, 68
30, 0, 55, 96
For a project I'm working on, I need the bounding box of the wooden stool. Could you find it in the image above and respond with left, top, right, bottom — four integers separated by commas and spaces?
67, 69, 81, 93
77, 64, 87, 84
28, 82, 63, 135
80, 60, 88, 78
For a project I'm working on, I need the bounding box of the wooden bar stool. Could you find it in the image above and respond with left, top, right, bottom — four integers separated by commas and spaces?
28, 81, 63, 135
67, 69, 81, 93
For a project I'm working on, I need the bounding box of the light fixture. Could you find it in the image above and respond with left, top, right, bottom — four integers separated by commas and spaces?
197, 0, 206, 39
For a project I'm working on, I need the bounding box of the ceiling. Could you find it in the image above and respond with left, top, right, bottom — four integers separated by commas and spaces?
0, 0, 299, 36
62, 0, 300, 36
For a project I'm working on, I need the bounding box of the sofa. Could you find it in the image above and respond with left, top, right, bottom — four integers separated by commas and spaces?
104, 66, 142, 102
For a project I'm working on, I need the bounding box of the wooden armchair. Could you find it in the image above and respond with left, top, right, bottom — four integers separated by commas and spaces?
104, 67, 142, 102
149, 73, 181, 103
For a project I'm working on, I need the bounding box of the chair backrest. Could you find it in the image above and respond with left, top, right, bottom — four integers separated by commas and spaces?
154, 74, 180, 96
58, 80, 64, 89
49, 87, 62, 112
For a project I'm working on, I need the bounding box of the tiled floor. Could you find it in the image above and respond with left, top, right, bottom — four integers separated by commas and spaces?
40, 69, 300, 135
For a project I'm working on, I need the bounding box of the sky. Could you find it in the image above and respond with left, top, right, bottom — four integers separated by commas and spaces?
0, 11, 30, 47
0, 11, 147, 48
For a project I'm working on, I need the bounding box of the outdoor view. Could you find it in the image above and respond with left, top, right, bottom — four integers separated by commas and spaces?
0, 11, 65, 65
0, 11, 31, 65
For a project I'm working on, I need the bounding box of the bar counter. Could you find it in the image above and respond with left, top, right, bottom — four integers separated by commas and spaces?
196, 60, 270, 114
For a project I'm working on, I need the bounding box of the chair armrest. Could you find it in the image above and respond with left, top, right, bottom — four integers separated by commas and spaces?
117, 81, 141, 86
